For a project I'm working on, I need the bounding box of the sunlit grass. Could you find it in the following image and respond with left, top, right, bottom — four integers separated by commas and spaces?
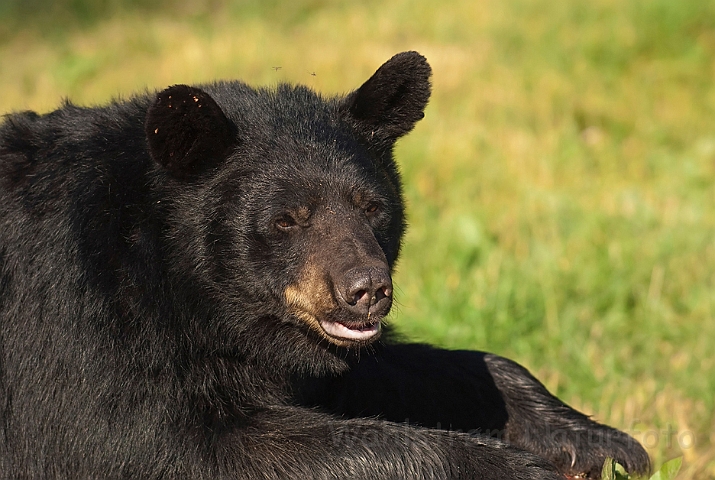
1, 0, 714, 477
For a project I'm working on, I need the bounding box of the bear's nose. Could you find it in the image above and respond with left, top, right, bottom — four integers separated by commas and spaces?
338, 267, 392, 317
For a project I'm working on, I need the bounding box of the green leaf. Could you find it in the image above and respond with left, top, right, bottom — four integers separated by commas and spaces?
650, 457, 683, 480
602, 458, 616, 480
614, 462, 629, 479
601, 458, 631, 480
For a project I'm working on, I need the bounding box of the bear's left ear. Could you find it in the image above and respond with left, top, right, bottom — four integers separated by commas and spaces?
145, 85, 236, 176
340, 51, 432, 143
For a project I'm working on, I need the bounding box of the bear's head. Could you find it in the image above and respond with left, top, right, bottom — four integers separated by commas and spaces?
144, 52, 431, 356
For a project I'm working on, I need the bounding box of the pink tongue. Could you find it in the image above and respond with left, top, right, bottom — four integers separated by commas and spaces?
320, 320, 380, 340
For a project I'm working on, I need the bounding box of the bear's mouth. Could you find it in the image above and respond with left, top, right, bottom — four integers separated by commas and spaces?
318, 318, 381, 343
284, 280, 385, 346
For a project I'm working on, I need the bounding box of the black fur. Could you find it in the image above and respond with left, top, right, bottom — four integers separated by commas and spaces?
0, 51, 648, 479
304, 343, 651, 479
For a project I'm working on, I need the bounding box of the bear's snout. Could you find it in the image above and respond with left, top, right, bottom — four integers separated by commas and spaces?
337, 266, 392, 318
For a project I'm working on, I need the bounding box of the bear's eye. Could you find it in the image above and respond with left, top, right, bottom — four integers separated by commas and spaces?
275, 215, 298, 231
364, 203, 381, 216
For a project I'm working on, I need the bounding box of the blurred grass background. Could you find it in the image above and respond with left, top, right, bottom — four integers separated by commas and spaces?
1, 0, 714, 477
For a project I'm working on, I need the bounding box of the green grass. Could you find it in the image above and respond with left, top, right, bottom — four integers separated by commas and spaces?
1, 1, 714, 477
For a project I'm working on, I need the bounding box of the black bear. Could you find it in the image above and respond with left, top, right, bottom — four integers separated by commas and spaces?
0, 51, 649, 479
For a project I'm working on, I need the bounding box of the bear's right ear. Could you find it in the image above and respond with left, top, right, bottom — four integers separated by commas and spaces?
145, 85, 236, 176
340, 51, 432, 144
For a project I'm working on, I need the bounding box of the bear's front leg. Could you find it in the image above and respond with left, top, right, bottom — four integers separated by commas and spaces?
306, 344, 650, 479
208, 406, 564, 480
